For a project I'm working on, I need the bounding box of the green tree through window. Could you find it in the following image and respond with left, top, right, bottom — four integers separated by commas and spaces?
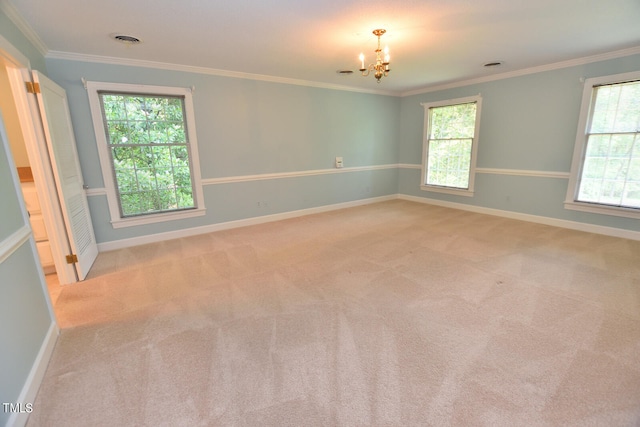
100, 93, 196, 217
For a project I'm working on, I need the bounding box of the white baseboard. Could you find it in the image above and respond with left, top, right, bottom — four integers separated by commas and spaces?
97, 195, 396, 251
6, 322, 59, 427
398, 194, 640, 241
96, 192, 640, 252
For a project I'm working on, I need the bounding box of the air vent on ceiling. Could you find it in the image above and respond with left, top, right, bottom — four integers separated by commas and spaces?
112, 34, 142, 45
337, 70, 354, 75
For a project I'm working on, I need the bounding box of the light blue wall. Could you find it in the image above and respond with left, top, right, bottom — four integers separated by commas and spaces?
0, 9, 46, 72
0, 112, 53, 427
399, 54, 640, 233
0, 11, 54, 426
44, 59, 401, 244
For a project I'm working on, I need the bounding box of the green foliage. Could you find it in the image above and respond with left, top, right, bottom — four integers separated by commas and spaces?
101, 93, 195, 217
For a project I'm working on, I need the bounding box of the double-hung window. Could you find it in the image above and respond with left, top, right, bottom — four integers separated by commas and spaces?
421, 95, 482, 196
87, 82, 205, 228
565, 71, 640, 219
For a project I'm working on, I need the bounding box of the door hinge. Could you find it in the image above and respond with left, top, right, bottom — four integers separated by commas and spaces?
66, 254, 78, 264
25, 81, 40, 94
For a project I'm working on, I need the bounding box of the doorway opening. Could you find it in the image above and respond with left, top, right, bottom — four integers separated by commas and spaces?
0, 55, 62, 305
0, 41, 98, 308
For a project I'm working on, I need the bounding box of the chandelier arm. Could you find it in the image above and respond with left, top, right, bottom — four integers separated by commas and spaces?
357, 29, 391, 82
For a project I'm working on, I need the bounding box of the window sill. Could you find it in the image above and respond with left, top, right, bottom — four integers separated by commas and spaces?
420, 185, 474, 197
564, 201, 640, 220
110, 207, 206, 229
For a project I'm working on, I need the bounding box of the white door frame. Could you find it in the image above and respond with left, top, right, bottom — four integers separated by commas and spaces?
0, 35, 78, 284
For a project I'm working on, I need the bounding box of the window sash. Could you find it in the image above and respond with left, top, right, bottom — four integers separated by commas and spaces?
426, 137, 473, 189
422, 98, 479, 193
575, 79, 640, 210
99, 92, 198, 218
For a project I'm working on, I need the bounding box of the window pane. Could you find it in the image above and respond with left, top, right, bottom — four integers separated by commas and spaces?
124, 97, 146, 120
173, 167, 192, 188
107, 121, 128, 144
176, 187, 194, 209
168, 123, 186, 143
102, 95, 127, 120
623, 182, 640, 208
429, 102, 476, 139
100, 92, 196, 217
427, 138, 472, 188
166, 98, 184, 121
590, 82, 640, 134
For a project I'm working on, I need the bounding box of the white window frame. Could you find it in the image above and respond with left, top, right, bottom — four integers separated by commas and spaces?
86, 81, 206, 228
420, 95, 482, 197
565, 71, 640, 220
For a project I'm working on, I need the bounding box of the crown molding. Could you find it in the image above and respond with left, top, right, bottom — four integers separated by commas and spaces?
52, 44, 640, 98
5, 0, 638, 100
401, 45, 640, 97
0, 0, 48, 56
46, 50, 399, 96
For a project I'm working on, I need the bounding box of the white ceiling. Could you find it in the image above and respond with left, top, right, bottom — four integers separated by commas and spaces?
5, 0, 640, 95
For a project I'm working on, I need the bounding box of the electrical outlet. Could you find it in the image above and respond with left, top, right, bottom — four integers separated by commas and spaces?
335, 156, 344, 168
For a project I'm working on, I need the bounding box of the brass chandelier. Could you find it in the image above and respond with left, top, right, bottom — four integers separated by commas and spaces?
359, 29, 390, 83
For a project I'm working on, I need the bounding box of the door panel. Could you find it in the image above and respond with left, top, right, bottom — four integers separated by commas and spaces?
31, 71, 98, 280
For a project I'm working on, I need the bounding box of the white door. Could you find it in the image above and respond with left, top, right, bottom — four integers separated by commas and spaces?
31, 71, 98, 280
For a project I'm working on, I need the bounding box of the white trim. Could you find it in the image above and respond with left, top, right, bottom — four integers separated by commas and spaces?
45, 46, 640, 98
0, 226, 31, 264
86, 165, 571, 195
111, 207, 206, 229
400, 164, 571, 179
84, 164, 402, 196
564, 201, 640, 220
0, 0, 48, 56
97, 195, 395, 251
85, 187, 107, 196
398, 163, 421, 169
402, 45, 640, 97
476, 168, 570, 179
399, 194, 640, 241
47, 51, 397, 97
419, 185, 474, 197
85, 81, 206, 229
97, 193, 640, 251
202, 164, 398, 185
6, 322, 59, 427
3, 0, 638, 99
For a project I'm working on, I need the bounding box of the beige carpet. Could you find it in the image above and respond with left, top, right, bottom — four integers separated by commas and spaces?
28, 200, 640, 426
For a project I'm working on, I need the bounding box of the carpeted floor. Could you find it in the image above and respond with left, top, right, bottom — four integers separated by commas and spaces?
28, 200, 640, 426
